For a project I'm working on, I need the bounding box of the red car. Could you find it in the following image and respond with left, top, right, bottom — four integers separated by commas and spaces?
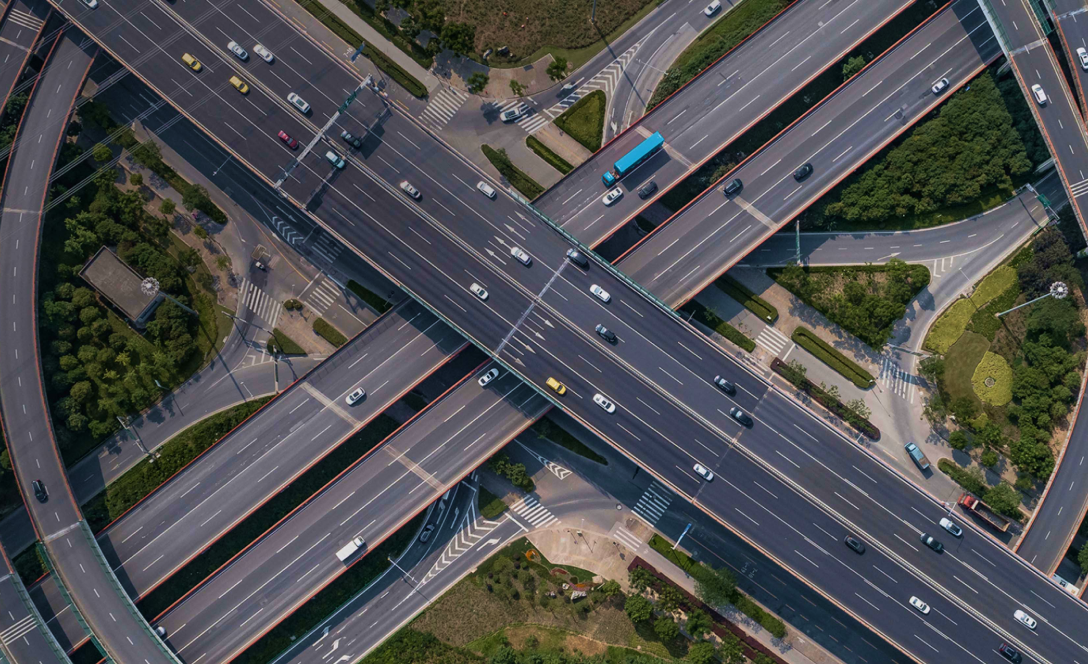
277, 130, 298, 149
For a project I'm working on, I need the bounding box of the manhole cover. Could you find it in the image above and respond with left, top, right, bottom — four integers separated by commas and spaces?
984, 377, 996, 387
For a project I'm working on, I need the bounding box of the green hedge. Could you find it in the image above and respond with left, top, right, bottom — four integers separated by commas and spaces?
937, 459, 987, 496
772, 359, 879, 439
530, 417, 607, 464
554, 90, 605, 153
478, 485, 507, 519
715, 275, 778, 323
682, 301, 755, 353
482, 145, 544, 199
347, 279, 392, 313
526, 136, 573, 174
83, 398, 272, 532
295, 0, 427, 98
313, 317, 348, 347
267, 328, 306, 355
334, 0, 434, 68
791, 327, 873, 389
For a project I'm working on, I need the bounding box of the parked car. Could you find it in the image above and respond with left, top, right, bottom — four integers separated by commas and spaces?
287, 92, 311, 114
478, 368, 500, 387
345, 387, 365, 405
920, 532, 943, 553
931, 77, 949, 94
844, 535, 865, 554
254, 43, 274, 63
904, 441, 930, 470
693, 463, 713, 481
638, 181, 658, 199
227, 40, 248, 61
277, 130, 298, 149
713, 375, 735, 394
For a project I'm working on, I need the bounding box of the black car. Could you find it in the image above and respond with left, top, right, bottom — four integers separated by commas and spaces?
723, 178, 743, 197
844, 535, 866, 554
793, 162, 813, 181
729, 406, 752, 427
32, 480, 47, 503
566, 248, 589, 268
637, 181, 658, 199
595, 324, 617, 344
998, 643, 1022, 663
920, 533, 943, 553
713, 375, 735, 394
340, 130, 363, 149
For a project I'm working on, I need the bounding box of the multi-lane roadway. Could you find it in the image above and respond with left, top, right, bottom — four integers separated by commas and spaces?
0, 545, 67, 664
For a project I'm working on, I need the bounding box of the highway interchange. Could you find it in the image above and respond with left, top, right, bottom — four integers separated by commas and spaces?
3, 0, 1088, 662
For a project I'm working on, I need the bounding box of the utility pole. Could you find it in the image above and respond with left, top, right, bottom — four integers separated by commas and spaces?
795, 219, 801, 265
591, 0, 597, 23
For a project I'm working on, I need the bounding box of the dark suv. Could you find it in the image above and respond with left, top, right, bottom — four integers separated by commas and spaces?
920, 533, 944, 553
32, 480, 47, 503
998, 643, 1022, 663
340, 130, 363, 149
793, 162, 813, 181
723, 178, 743, 197
844, 535, 865, 554
595, 324, 617, 344
566, 249, 589, 268
637, 181, 658, 199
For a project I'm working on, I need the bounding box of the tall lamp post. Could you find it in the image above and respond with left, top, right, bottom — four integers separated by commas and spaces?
996, 281, 1068, 317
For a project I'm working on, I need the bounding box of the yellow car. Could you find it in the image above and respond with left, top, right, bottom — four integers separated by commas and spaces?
181, 53, 202, 72
229, 75, 249, 94
545, 377, 566, 396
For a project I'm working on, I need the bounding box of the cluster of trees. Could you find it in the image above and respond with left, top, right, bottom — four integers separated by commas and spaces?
825, 73, 1032, 224
487, 452, 534, 492
771, 259, 929, 347
41, 175, 203, 452
374, 0, 476, 57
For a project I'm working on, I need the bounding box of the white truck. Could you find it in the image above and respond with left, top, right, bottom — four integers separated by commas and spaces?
335, 536, 366, 562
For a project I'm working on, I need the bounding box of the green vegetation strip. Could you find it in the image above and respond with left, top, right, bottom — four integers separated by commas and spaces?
650, 0, 794, 109
314, 317, 348, 347
681, 301, 756, 353
236, 513, 424, 664
647, 534, 787, 639
925, 298, 975, 354
13, 548, 47, 586
478, 485, 507, 519
131, 142, 227, 224
529, 416, 607, 464
267, 328, 306, 355
333, 0, 433, 68
481, 145, 544, 199
295, 0, 428, 97
715, 275, 778, 323
347, 279, 392, 313
791, 327, 873, 389
138, 413, 401, 619
772, 359, 879, 439
83, 398, 272, 532
938, 459, 986, 495
525, 135, 573, 174
553, 90, 605, 153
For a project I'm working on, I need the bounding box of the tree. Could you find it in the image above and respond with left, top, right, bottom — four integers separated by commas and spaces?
132, 140, 162, 170
547, 57, 569, 82
919, 356, 945, 384
718, 633, 746, 664
440, 22, 475, 56
847, 399, 871, 420
687, 641, 717, 664
92, 144, 112, 163
509, 80, 526, 97
182, 184, 212, 214
658, 586, 683, 613
160, 198, 176, 217
653, 616, 679, 642
685, 608, 713, 639
948, 430, 969, 450
694, 565, 735, 609
129, 172, 143, 187
598, 579, 621, 597
624, 594, 653, 623
980, 449, 999, 467
629, 567, 654, 591
983, 482, 1022, 517
1079, 540, 1088, 575
467, 72, 489, 94
950, 396, 978, 422
842, 55, 867, 81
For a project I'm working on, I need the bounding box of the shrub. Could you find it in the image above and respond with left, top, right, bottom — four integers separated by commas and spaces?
773, 359, 879, 439
478, 485, 507, 518
980, 449, 999, 468
693, 565, 735, 609
685, 608, 713, 639
653, 616, 680, 642
526, 136, 573, 174
937, 459, 987, 496
949, 430, 969, 450
160, 198, 176, 217
346, 279, 392, 313
1079, 540, 1088, 575
92, 143, 112, 163
313, 317, 348, 347
624, 594, 653, 623
688, 641, 717, 664
466, 72, 489, 94
554, 90, 605, 152
488, 451, 534, 492
791, 327, 873, 388
481, 145, 544, 199
629, 567, 655, 591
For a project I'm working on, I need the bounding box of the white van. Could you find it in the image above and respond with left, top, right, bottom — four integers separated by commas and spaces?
477, 181, 496, 199
335, 536, 365, 562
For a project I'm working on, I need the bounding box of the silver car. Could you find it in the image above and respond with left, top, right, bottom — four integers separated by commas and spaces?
254, 43, 274, 63
693, 463, 713, 481
510, 246, 531, 266
478, 368, 500, 387
227, 40, 248, 61
939, 517, 962, 538
345, 387, 365, 405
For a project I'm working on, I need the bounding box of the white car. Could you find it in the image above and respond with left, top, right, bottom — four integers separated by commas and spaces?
80, 0, 98, 8
400, 180, 422, 199
155, 626, 167, 637
287, 92, 311, 114
1014, 609, 1037, 630
254, 43, 274, 63
593, 393, 616, 413
693, 463, 713, 481
909, 596, 930, 615
939, 517, 962, 538
590, 284, 610, 303
602, 187, 623, 206
470, 283, 488, 300
510, 246, 531, 266
1078, 47, 1088, 70
1032, 84, 1047, 105
501, 104, 529, 122
478, 368, 500, 387
930, 77, 949, 95
477, 181, 496, 199
326, 150, 346, 169
227, 40, 248, 61
704, 0, 721, 16
345, 387, 366, 405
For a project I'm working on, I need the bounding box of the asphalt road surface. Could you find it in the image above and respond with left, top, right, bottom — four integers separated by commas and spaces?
0, 546, 67, 664
537, 0, 916, 247
0, 29, 178, 664
617, 0, 1001, 305
1052, 0, 1088, 114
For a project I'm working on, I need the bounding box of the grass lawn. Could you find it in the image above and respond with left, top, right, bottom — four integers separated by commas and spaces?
554, 90, 605, 153
314, 317, 348, 347
478, 485, 508, 518
267, 328, 306, 355
482, 145, 545, 199
972, 351, 1013, 406
925, 299, 976, 354
526, 136, 573, 174
528, 416, 607, 465
970, 265, 1017, 308
943, 331, 990, 409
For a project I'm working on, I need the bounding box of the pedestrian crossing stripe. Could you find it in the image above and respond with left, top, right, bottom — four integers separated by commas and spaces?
420, 87, 469, 131
303, 278, 340, 314
239, 279, 280, 328
496, 101, 550, 135
755, 325, 789, 356
632, 480, 672, 526
544, 34, 648, 119
612, 525, 642, 551
309, 230, 343, 266
880, 356, 915, 403
510, 496, 559, 529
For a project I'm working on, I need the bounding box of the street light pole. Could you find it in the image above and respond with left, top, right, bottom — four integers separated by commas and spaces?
388, 556, 427, 600
996, 281, 1068, 317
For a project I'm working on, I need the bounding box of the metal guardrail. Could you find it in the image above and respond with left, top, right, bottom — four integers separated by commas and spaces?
1026, 0, 1053, 33
35, 541, 109, 663
7, 560, 74, 663
976, 0, 1013, 55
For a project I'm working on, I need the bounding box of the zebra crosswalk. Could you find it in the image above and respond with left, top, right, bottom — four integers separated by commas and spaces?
632, 480, 672, 527
301, 277, 340, 315
8, 7, 44, 32
879, 356, 915, 403
0, 614, 37, 646
756, 325, 790, 357
509, 496, 559, 529
238, 278, 281, 328
612, 524, 643, 551
1070, 177, 1088, 199
419, 86, 468, 131
308, 229, 343, 266
544, 35, 646, 119
496, 101, 549, 135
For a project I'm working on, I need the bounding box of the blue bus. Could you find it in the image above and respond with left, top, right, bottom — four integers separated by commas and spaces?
602, 132, 664, 186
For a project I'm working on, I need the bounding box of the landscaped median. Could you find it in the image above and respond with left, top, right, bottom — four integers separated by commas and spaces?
553, 89, 605, 153
313, 317, 348, 347
772, 359, 879, 439
347, 279, 392, 313
791, 327, 874, 389
526, 136, 573, 174
266, 328, 306, 355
